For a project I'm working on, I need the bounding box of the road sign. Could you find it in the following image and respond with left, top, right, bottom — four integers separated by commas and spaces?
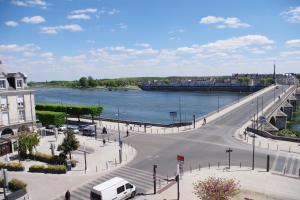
177, 155, 184, 162
226, 148, 233, 153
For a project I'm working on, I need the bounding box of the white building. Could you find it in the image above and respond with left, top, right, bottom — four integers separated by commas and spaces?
0, 72, 36, 156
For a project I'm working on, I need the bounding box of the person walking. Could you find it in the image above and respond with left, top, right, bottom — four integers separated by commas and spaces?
65, 190, 70, 200
126, 130, 129, 137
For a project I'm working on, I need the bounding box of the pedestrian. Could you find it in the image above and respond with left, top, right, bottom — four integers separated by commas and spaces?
126, 130, 129, 137
203, 118, 206, 125
102, 127, 107, 134
65, 190, 70, 200
103, 138, 106, 146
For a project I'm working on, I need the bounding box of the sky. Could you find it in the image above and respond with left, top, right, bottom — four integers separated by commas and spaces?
0, 0, 300, 81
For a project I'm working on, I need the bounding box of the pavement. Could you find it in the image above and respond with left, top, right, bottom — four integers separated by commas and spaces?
135, 166, 300, 200
1, 134, 136, 200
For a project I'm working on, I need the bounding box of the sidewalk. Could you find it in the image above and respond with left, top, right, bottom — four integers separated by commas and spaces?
2, 134, 136, 200
136, 166, 300, 200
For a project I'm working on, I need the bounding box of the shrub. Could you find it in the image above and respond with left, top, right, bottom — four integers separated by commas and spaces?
29, 165, 45, 173
0, 162, 24, 171
28, 164, 66, 174
8, 179, 27, 192
193, 177, 240, 200
29, 152, 65, 165
71, 160, 77, 168
44, 165, 66, 174
0, 178, 3, 187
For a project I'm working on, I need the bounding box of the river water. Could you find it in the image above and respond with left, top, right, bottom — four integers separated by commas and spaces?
34, 88, 247, 124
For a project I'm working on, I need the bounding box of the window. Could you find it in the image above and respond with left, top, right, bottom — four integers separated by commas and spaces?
90, 191, 102, 200
125, 183, 133, 189
117, 185, 125, 194
0, 80, 6, 89
1, 97, 8, 109
16, 79, 23, 88
18, 110, 25, 122
17, 96, 24, 108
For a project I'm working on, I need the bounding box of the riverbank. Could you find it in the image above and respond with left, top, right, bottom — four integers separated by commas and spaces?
30, 85, 140, 91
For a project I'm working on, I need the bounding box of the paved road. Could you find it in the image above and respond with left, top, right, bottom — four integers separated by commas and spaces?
63, 85, 299, 199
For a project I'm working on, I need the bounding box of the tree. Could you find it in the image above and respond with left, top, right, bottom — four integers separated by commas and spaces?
36, 111, 66, 126
88, 76, 97, 87
58, 131, 80, 160
18, 132, 40, 157
193, 177, 240, 200
79, 77, 88, 88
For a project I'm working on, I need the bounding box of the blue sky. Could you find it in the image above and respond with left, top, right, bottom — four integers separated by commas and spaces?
0, 0, 300, 81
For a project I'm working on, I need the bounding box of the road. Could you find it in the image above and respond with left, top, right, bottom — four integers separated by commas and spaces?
123, 85, 293, 176
57, 84, 299, 199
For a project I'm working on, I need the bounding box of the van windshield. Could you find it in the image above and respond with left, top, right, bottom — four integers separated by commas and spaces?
90, 191, 102, 200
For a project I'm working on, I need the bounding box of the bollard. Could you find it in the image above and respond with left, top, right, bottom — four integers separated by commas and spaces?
218, 162, 220, 168
240, 162, 241, 168
209, 163, 210, 169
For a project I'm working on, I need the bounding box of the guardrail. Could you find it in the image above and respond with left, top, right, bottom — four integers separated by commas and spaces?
264, 85, 297, 119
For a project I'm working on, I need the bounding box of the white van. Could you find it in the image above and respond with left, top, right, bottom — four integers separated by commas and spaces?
90, 177, 136, 200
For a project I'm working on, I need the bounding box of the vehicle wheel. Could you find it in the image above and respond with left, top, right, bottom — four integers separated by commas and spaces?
131, 191, 136, 198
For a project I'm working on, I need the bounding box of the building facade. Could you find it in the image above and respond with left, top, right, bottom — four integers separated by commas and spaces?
0, 72, 36, 156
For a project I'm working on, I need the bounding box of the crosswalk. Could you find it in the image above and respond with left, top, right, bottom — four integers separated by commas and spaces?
271, 152, 300, 178
53, 166, 169, 200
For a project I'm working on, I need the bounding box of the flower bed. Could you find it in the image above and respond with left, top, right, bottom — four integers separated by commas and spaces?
0, 162, 24, 171
29, 164, 66, 174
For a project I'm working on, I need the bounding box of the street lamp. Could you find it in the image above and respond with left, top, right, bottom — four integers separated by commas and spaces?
252, 113, 256, 170
217, 95, 220, 112
116, 107, 122, 163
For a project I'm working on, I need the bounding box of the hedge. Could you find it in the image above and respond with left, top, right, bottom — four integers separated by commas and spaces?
8, 179, 27, 192
27, 152, 77, 167
36, 110, 66, 126
29, 164, 66, 174
36, 103, 102, 117
0, 162, 24, 171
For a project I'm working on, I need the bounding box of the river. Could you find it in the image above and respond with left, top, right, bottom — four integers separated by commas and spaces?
34, 88, 247, 124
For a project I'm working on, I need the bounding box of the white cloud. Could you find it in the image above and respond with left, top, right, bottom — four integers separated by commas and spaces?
285, 39, 300, 47
21, 16, 45, 24
108, 9, 120, 15
0, 44, 40, 52
41, 24, 83, 34
200, 16, 251, 28
11, 0, 47, 9
118, 23, 127, 30
135, 43, 150, 48
5, 21, 19, 27
67, 14, 91, 20
281, 6, 300, 23
280, 51, 300, 57
72, 8, 97, 14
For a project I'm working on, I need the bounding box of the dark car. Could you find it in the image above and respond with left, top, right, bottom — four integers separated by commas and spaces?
82, 126, 95, 136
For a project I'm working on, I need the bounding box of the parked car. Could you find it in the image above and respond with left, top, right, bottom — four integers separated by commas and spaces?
58, 125, 67, 131
47, 125, 56, 130
78, 124, 88, 131
90, 177, 136, 200
67, 126, 80, 134
83, 126, 95, 136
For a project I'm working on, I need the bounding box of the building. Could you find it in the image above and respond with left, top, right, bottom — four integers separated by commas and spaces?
0, 72, 36, 156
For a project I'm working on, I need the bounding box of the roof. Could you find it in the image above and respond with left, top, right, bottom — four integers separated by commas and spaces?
93, 177, 125, 191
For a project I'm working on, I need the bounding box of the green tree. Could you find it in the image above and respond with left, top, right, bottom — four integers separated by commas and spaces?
79, 77, 88, 88
88, 76, 97, 87
193, 177, 240, 200
59, 131, 80, 160
36, 111, 66, 126
18, 132, 40, 157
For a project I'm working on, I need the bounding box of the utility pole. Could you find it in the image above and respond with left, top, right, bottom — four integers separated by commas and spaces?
193, 115, 196, 129
84, 150, 87, 174
273, 87, 276, 103
261, 96, 264, 115
176, 174, 180, 200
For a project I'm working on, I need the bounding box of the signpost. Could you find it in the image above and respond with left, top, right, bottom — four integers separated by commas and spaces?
226, 148, 233, 169
153, 165, 157, 194
170, 111, 177, 123
177, 155, 184, 177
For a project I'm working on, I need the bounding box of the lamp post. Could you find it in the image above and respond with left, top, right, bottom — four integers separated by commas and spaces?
217, 95, 220, 112
116, 107, 122, 163
252, 113, 256, 170
178, 96, 182, 123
